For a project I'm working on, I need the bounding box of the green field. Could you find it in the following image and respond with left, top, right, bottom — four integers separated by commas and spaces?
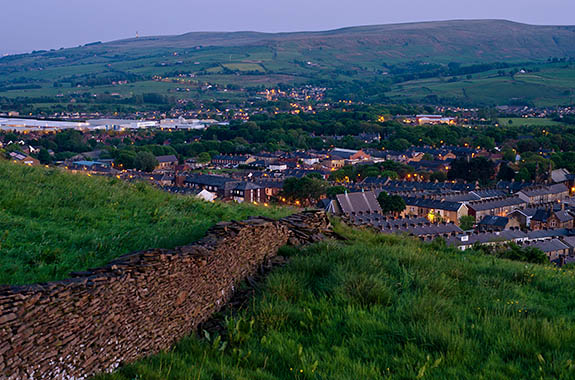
0, 161, 290, 285
387, 65, 575, 107
498, 118, 563, 127
97, 225, 575, 380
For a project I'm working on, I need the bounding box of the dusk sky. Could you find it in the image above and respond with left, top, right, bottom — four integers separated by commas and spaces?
2, 0, 574, 55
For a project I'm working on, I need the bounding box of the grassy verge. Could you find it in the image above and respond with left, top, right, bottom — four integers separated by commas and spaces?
0, 161, 290, 285
97, 224, 575, 379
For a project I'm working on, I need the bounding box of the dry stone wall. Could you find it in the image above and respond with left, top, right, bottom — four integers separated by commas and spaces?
0, 210, 332, 380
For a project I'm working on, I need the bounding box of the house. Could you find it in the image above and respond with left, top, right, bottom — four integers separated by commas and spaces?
467, 196, 527, 220
185, 174, 240, 199
231, 182, 266, 204
9, 151, 40, 166
477, 215, 517, 232
211, 155, 255, 167
68, 160, 113, 174
517, 184, 569, 204
332, 191, 382, 216
330, 148, 371, 161
530, 208, 575, 230
155, 155, 178, 170
521, 239, 571, 263
402, 197, 468, 224
446, 230, 528, 251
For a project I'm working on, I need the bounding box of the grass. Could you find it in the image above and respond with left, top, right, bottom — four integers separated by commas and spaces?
0, 161, 290, 285
387, 64, 575, 107
96, 224, 575, 380
498, 118, 562, 127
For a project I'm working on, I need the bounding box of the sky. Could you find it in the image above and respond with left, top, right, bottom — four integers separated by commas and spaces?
2, 0, 574, 55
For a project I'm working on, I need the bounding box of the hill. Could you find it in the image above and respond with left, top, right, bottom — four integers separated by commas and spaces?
0, 161, 289, 285
1, 20, 575, 109
97, 225, 575, 379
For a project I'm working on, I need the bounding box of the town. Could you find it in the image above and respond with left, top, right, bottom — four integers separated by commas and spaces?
3, 109, 575, 266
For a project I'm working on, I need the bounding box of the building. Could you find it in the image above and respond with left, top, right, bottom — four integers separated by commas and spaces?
522, 239, 571, 263
530, 208, 575, 230
402, 197, 468, 224
331, 191, 382, 216
185, 174, 240, 199
446, 230, 528, 251
467, 196, 527, 220
415, 115, 456, 125
517, 184, 569, 204
211, 155, 255, 167
477, 215, 517, 232
156, 155, 179, 170
86, 119, 158, 131
231, 182, 266, 204
8, 151, 40, 166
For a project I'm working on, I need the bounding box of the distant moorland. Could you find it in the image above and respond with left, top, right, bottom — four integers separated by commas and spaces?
1, 20, 575, 112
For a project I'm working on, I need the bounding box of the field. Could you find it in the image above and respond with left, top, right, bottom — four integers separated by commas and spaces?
498, 118, 563, 127
98, 225, 575, 380
387, 64, 575, 107
0, 161, 290, 285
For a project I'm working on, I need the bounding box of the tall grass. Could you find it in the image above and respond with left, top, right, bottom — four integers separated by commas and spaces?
0, 162, 290, 285
97, 224, 575, 379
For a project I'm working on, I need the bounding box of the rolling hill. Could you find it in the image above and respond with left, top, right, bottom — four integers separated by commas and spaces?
1, 20, 574, 108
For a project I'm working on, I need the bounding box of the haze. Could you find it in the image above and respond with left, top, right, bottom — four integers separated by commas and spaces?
2, 0, 575, 55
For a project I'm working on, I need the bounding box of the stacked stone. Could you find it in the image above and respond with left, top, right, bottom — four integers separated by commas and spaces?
0, 211, 332, 380
281, 210, 334, 245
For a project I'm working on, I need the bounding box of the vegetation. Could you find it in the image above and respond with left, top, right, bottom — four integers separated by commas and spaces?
459, 215, 476, 231
377, 191, 406, 214
0, 161, 290, 285
98, 224, 575, 380
2, 21, 575, 112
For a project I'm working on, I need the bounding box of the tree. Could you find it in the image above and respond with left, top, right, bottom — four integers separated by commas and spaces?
197, 152, 211, 163
37, 149, 52, 165
377, 191, 406, 214
459, 215, 475, 231
448, 157, 495, 184
281, 176, 327, 206
135, 151, 158, 172
430, 171, 447, 182
326, 186, 346, 198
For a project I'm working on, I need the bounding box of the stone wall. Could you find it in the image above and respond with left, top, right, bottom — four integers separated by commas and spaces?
0, 210, 332, 380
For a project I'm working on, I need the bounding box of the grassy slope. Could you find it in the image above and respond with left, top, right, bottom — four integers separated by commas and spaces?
0, 161, 290, 285
388, 64, 575, 107
98, 225, 575, 380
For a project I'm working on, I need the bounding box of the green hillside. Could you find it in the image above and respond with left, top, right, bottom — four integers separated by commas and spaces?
0, 161, 289, 285
388, 63, 575, 106
98, 225, 575, 380
1, 20, 575, 110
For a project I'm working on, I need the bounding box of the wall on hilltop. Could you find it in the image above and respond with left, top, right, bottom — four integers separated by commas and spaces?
0, 211, 331, 380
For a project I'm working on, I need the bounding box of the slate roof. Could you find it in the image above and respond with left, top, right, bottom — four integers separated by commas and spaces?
156, 155, 178, 163
233, 182, 262, 191
446, 230, 527, 247
478, 215, 509, 228
467, 196, 525, 212
336, 191, 382, 215
403, 197, 464, 212
527, 239, 570, 253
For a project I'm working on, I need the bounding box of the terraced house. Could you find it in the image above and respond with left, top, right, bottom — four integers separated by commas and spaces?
401, 197, 468, 224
